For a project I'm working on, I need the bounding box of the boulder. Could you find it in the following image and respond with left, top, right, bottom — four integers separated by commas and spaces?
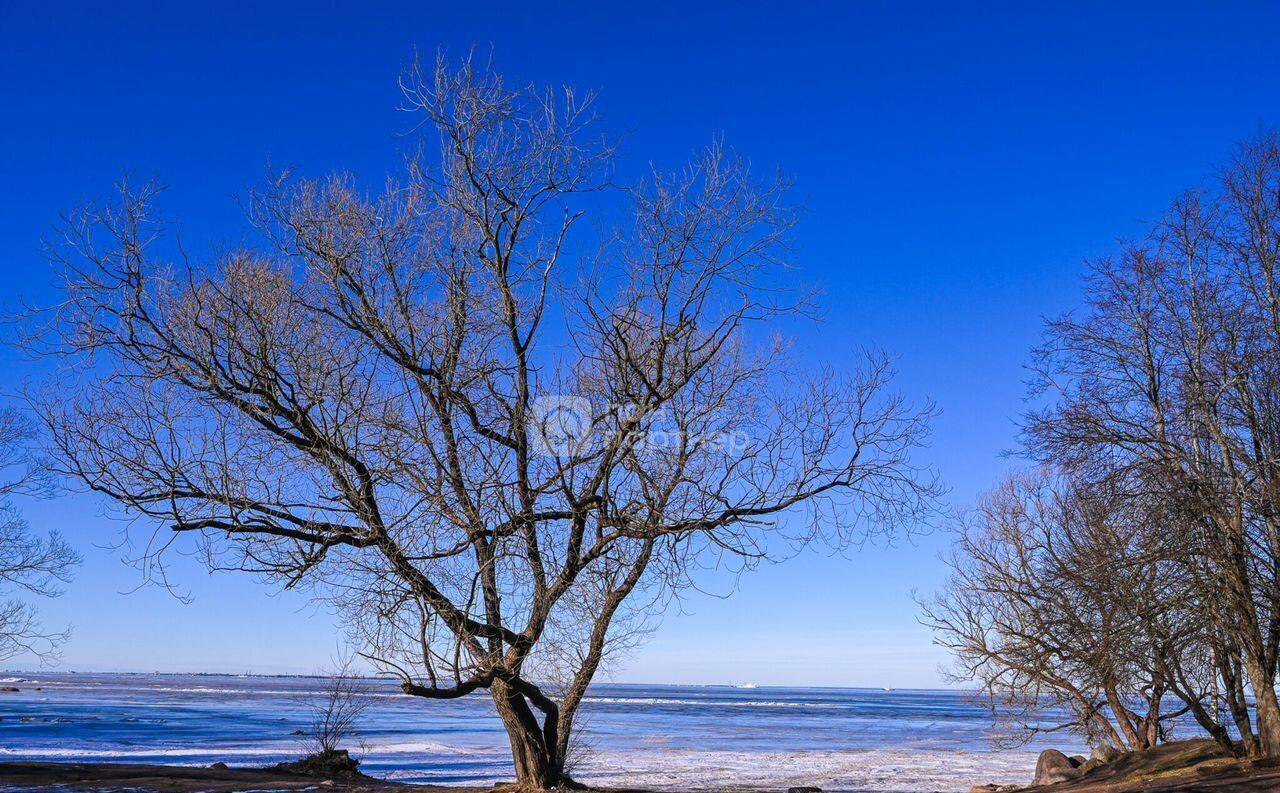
274, 749, 360, 777
1069, 755, 1088, 766
1079, 758, 1105, 775
0, 687, 18, 693
1034, 749, 1083, 785
788, 788, 822, 793
208, 762, 228, 770
1091, 744, 1123, 763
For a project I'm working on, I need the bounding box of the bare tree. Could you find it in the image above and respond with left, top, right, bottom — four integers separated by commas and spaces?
27, 55, 939, 787
0, 408, 78, 663
300, 656, 372, 759
1024, 130, 1280, 757
922, 469, 1201, 752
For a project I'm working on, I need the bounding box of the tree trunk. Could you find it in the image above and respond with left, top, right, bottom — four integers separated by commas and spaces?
1245, 659, 1280, 757
1218, 646, 1259, 756
491, 682, 563, 789
1104, 686, 1143, 750
1185, 698, 1238, 755
1140, 689, 1161, 750
1170, 676, 1237, 755
1166, 645, 1240, 756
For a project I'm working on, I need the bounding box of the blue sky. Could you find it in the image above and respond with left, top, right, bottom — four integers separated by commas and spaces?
2, 1, 1278, 687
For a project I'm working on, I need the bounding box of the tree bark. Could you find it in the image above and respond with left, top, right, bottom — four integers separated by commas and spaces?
1166, 672, 1237, 755
1105, 686, 1143, 751
1218, 643, 1260, 757
491, 682, 563, 789
1245, 659, 1280, 758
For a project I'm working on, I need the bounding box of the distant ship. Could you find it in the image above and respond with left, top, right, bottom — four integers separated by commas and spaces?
734, 683, 761, 689
883, 687, 894, 691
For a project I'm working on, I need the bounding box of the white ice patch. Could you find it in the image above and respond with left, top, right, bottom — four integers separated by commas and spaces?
574, 747, 1038, 793
0, 743, 1038, 791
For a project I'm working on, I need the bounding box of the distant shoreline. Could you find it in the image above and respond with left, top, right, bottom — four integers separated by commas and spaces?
0, 670, 955, 692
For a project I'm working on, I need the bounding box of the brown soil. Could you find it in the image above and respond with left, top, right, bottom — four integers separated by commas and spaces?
1008, 739, 1280, 793
0, 760, 438, 792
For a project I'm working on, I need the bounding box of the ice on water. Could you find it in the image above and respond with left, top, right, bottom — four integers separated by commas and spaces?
0, 673, 1076, 792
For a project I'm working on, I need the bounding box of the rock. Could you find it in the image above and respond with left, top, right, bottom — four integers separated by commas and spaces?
273, 749, 360, 777
0, 687, 18, 693
290, 729, 307, 735
1091, 744, 1123, 763
208, 762, 228, 770
969, 786, 1001, 793
1034, 749, 1083, 785
788, 788, 822, 793
1079, 758, 1105, 775
1069, 755, 1088, 766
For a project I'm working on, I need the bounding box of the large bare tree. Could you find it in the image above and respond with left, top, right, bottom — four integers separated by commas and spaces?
28, 56, 939, 786
1024, 130, 1280, 758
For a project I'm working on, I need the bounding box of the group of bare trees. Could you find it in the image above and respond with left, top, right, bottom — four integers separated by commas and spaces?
22, 55, 940, 787
922, 469, 1227, 752
927, 131, 1280, 759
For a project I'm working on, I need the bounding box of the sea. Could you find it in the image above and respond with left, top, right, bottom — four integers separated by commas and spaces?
0, 673, 1087, 792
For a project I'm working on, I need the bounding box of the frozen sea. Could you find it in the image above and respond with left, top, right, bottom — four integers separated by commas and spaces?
0, 673, 1085, 791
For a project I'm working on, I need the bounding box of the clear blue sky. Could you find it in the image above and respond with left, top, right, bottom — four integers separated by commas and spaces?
2, 1, 1278, 687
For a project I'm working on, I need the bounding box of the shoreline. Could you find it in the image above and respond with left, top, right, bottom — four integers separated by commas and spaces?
5, 742, 1280, 793
0, 760, 420, 792
3, 742, 1280, 793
